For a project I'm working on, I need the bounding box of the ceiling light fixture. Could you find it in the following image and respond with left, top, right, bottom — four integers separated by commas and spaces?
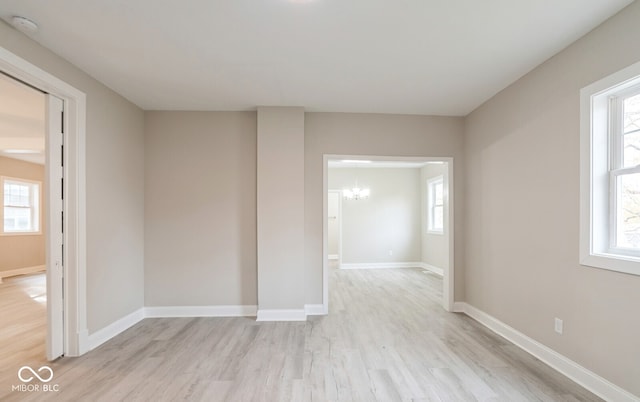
11, 16, 39, 34
340, 160, 372, 164
343, 181, 370, 201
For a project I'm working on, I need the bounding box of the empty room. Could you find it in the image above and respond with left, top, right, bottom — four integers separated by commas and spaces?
0, 1, 639, 401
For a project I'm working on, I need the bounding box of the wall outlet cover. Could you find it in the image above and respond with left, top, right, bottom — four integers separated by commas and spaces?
554, 318, 563, 334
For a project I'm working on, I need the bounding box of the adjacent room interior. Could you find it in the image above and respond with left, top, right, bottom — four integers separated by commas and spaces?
0, 72, 48, 368
326, 158, 451, 307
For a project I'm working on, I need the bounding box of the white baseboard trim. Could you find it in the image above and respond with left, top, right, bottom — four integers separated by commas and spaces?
418, 262, 444, 276
77, 329, 90, 356
88, 308, 145, 351
340, 262, 424, 270
88, 305, 259, 350
328, 254, 339, 260
305, 304, 327, 316
145, 305, 257, 318
0, 265, 46, 283
256, 309, 307, 321
457, 302, 639, 402
452, 302, 466, 313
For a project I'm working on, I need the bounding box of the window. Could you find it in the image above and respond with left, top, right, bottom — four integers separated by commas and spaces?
580, 60, 640, 276
2, 177, 41, 235
611, 89, 640, 251
427, 176, 444, 234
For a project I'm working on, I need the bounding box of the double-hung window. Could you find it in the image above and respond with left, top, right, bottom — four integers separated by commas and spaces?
2, 177, 41, 235
427, 176, 444, 234
580, 60, 640, 276
610, 88, 640, 252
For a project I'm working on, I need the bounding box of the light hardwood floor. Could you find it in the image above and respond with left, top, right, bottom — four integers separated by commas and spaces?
0, 273, 47, 384
0, 268, 601, 401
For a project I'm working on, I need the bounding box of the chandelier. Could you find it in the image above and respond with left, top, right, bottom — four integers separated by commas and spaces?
343, 185, 370, 200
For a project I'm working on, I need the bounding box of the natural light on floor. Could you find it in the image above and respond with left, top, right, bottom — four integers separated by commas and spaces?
23, 283, 46, 304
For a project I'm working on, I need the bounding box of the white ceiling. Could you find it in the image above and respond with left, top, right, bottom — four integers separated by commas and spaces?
0, 73, 45, 165
0, 0, 633, 115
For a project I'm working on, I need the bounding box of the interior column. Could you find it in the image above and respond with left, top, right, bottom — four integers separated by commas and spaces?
256, 107, 306, 320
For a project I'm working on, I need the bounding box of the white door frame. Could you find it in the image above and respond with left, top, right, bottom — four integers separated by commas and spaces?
323, 154, 455, 313
327, 190, 342, 264
0, 47, 88, 356
45, 94, 64, 360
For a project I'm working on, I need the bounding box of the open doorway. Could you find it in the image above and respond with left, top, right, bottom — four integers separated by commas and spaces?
0, 72, 49, 364
0, 71, 65, 362
0, 47, 88, 358
323, 155, 454, 312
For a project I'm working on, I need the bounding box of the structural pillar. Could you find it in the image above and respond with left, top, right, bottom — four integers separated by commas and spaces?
256, 107, 306, 320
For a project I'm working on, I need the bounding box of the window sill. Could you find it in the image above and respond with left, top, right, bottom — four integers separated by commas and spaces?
580, 252, 640, 277
427, 230, 444, 235
0, 231, 42, 237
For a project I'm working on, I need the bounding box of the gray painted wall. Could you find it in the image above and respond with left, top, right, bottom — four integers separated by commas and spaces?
0, 20, 145, 334
256, 107, 305, 311
464, 1, 640, 395
143, 112, 464, 311
304, 113, 465, 303
144, 111, 257, 306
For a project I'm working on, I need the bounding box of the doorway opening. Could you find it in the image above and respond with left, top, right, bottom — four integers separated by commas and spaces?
0, 47, 88, 357
0, 71, 64, 361
323, 155, 455, 313
0, 72, 49, 364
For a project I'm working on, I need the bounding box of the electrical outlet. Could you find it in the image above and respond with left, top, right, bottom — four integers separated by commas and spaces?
554, 318, 563, 335
388, 250, 393, 256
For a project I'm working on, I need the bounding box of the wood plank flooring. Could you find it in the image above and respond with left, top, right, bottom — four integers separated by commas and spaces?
0, 273, 47, 386
0, 268, 601, 401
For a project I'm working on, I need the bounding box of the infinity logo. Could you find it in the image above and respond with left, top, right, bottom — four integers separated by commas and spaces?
18, 366, 54, 383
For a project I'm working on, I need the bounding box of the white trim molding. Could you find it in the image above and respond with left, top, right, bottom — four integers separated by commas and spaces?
340, 262, 425, 270
418, 262, 444, 276
304, 304, 326, 316
0, 47, 88, 357
457, 302, 639, 402
88, 305, 259, 350
452, 302, 466, 313
145, 305, 257, 318
0, 265, 45, 283
88, 308, 145, 351
580, 59, 640, 277
328, 254, 339, 260
256, 309, 307, 321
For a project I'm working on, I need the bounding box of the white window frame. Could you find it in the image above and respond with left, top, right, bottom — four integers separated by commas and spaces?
427, 175, 444, 235
580, 60, 640, 276
1, 176, 42, 236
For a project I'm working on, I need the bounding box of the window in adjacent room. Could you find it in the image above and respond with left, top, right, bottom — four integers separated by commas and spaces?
427, 175, 444, 234
2, 177, 41, 234
580, 60, 640, 276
